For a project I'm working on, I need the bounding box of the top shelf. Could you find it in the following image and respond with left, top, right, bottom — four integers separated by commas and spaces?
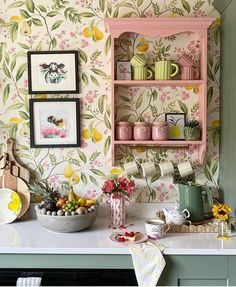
114, 80, 204, 87
105, 18, 215, 38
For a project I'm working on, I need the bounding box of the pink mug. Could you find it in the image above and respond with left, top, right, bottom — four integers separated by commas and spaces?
180, 66, 199, 80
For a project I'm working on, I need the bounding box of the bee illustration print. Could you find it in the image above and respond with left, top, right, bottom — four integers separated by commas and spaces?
47, 116, 65, 128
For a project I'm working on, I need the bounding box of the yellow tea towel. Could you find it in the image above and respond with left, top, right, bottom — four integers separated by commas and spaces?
130, 241, 166, 287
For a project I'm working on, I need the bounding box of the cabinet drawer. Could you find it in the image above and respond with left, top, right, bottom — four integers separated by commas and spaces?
178, 256, 228, 279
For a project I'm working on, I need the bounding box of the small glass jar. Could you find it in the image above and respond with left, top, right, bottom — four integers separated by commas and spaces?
152, 121, 168, 141
133, 122, 151, 141
217, 220, 231, 240
115, 122, 133, 140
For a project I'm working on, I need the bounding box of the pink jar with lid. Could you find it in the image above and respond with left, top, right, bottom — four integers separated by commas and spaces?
115, 122, 133, 140
152, 121, 168, 140
133, 122, 151, 140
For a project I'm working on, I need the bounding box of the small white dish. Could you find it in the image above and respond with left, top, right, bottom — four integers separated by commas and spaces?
0, 188, 22, 224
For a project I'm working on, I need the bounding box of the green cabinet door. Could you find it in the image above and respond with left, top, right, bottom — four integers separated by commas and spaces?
178, 279, 227, 286
177, 256, 228, 287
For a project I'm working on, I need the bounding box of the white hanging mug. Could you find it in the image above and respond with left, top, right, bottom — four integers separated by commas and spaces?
123, 159, 140, 176
177, 159, 194, 178
158, 158, 174, 177
139, 158, 157, 178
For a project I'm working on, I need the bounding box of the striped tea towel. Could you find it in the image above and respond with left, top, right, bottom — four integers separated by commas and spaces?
16, 277, 42, 286
130, 241, 166, 287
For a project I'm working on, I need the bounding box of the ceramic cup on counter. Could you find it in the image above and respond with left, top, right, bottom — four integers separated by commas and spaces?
158, 159, 174, 177
123, 159, 140, 176
133, 122, 151, 141
145, 219, 170, 239
139, 158, 156, 178
115, 122, 133, 141
177, 159, 194, 178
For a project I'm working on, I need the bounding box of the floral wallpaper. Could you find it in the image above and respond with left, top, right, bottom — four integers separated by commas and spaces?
0, 0, 220, 202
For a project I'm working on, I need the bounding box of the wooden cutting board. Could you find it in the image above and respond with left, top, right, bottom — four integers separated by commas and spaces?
0, 165, 30, 219
6, 138, 30, 184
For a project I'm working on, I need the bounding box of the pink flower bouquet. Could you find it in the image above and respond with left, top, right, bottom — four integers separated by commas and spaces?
101, 176, 135, 199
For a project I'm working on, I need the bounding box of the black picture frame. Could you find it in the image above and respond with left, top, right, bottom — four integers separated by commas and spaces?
165, 112, 186, 140
29, 98, 80, 148
27, 51, 79, 94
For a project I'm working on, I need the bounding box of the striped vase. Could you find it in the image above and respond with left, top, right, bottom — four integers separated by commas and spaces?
110, 193, 125, 228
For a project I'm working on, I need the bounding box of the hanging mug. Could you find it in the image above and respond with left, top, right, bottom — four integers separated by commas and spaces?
139, 158, 157, 178
177, 159, 194, 178
158, 158, 174, 177
123, 159, 140, 176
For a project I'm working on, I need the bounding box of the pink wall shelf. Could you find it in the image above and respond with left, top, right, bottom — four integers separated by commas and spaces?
114, 80, 204, 87
105, 18, 215, 166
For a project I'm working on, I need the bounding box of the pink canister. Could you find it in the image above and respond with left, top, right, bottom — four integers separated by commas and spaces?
152, 121, 168, 141
115, 122, 133, 140
133, 122, 151, 140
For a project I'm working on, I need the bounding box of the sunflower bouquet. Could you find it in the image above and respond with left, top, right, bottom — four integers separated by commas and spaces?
212, 203, 232, 221
212, 203, 232, 240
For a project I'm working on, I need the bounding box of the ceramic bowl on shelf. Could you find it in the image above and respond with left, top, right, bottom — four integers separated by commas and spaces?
35, 204, 98, 233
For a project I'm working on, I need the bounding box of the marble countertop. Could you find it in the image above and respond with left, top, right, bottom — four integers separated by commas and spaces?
1, 216, 236, 256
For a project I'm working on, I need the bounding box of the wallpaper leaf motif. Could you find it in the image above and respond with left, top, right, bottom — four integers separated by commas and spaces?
0, 0, 220, 202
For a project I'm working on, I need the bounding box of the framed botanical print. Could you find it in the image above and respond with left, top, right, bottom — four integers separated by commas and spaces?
27, 51, 79, 94
116, 61, 132, 80
29, 98, 80, 148
165, 112, 186, 140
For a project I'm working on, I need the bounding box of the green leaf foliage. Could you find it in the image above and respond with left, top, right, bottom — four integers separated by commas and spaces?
51, 20, 63, 31
25, 0, 35, 13
3, 84, 10, 104
181, 0, 190, 13
16, 63, 27, 81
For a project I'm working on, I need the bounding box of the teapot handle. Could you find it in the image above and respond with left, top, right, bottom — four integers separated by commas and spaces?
201, 186, 213, 207
183, 208, 190, 219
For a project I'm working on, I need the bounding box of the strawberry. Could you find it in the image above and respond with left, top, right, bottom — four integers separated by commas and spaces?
117, 236, 126, 242
124, 232, 130, 236
129, 231, 135, 237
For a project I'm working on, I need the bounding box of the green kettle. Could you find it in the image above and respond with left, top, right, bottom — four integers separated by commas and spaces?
178, 183, 213, 222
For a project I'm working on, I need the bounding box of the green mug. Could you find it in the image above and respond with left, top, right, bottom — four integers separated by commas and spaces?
133, 66, 153, 80
155, 60, 179, 80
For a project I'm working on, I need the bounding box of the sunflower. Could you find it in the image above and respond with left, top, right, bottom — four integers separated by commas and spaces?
212, 204, 232, 221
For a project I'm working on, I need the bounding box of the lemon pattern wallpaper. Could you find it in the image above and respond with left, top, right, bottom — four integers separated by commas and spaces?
0, 0, 220, 202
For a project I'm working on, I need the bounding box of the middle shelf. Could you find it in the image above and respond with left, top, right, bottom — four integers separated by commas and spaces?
114, 140, 204, 145
114, 80, 204, 87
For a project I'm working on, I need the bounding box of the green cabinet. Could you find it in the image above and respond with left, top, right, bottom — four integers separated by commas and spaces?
0, 254, 236, 286
175, 256, 229, 286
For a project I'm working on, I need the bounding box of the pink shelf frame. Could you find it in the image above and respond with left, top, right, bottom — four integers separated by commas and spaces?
105, 18, 215, 166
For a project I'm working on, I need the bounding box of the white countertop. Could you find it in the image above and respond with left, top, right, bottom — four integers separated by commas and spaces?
1, 216, 236, 256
